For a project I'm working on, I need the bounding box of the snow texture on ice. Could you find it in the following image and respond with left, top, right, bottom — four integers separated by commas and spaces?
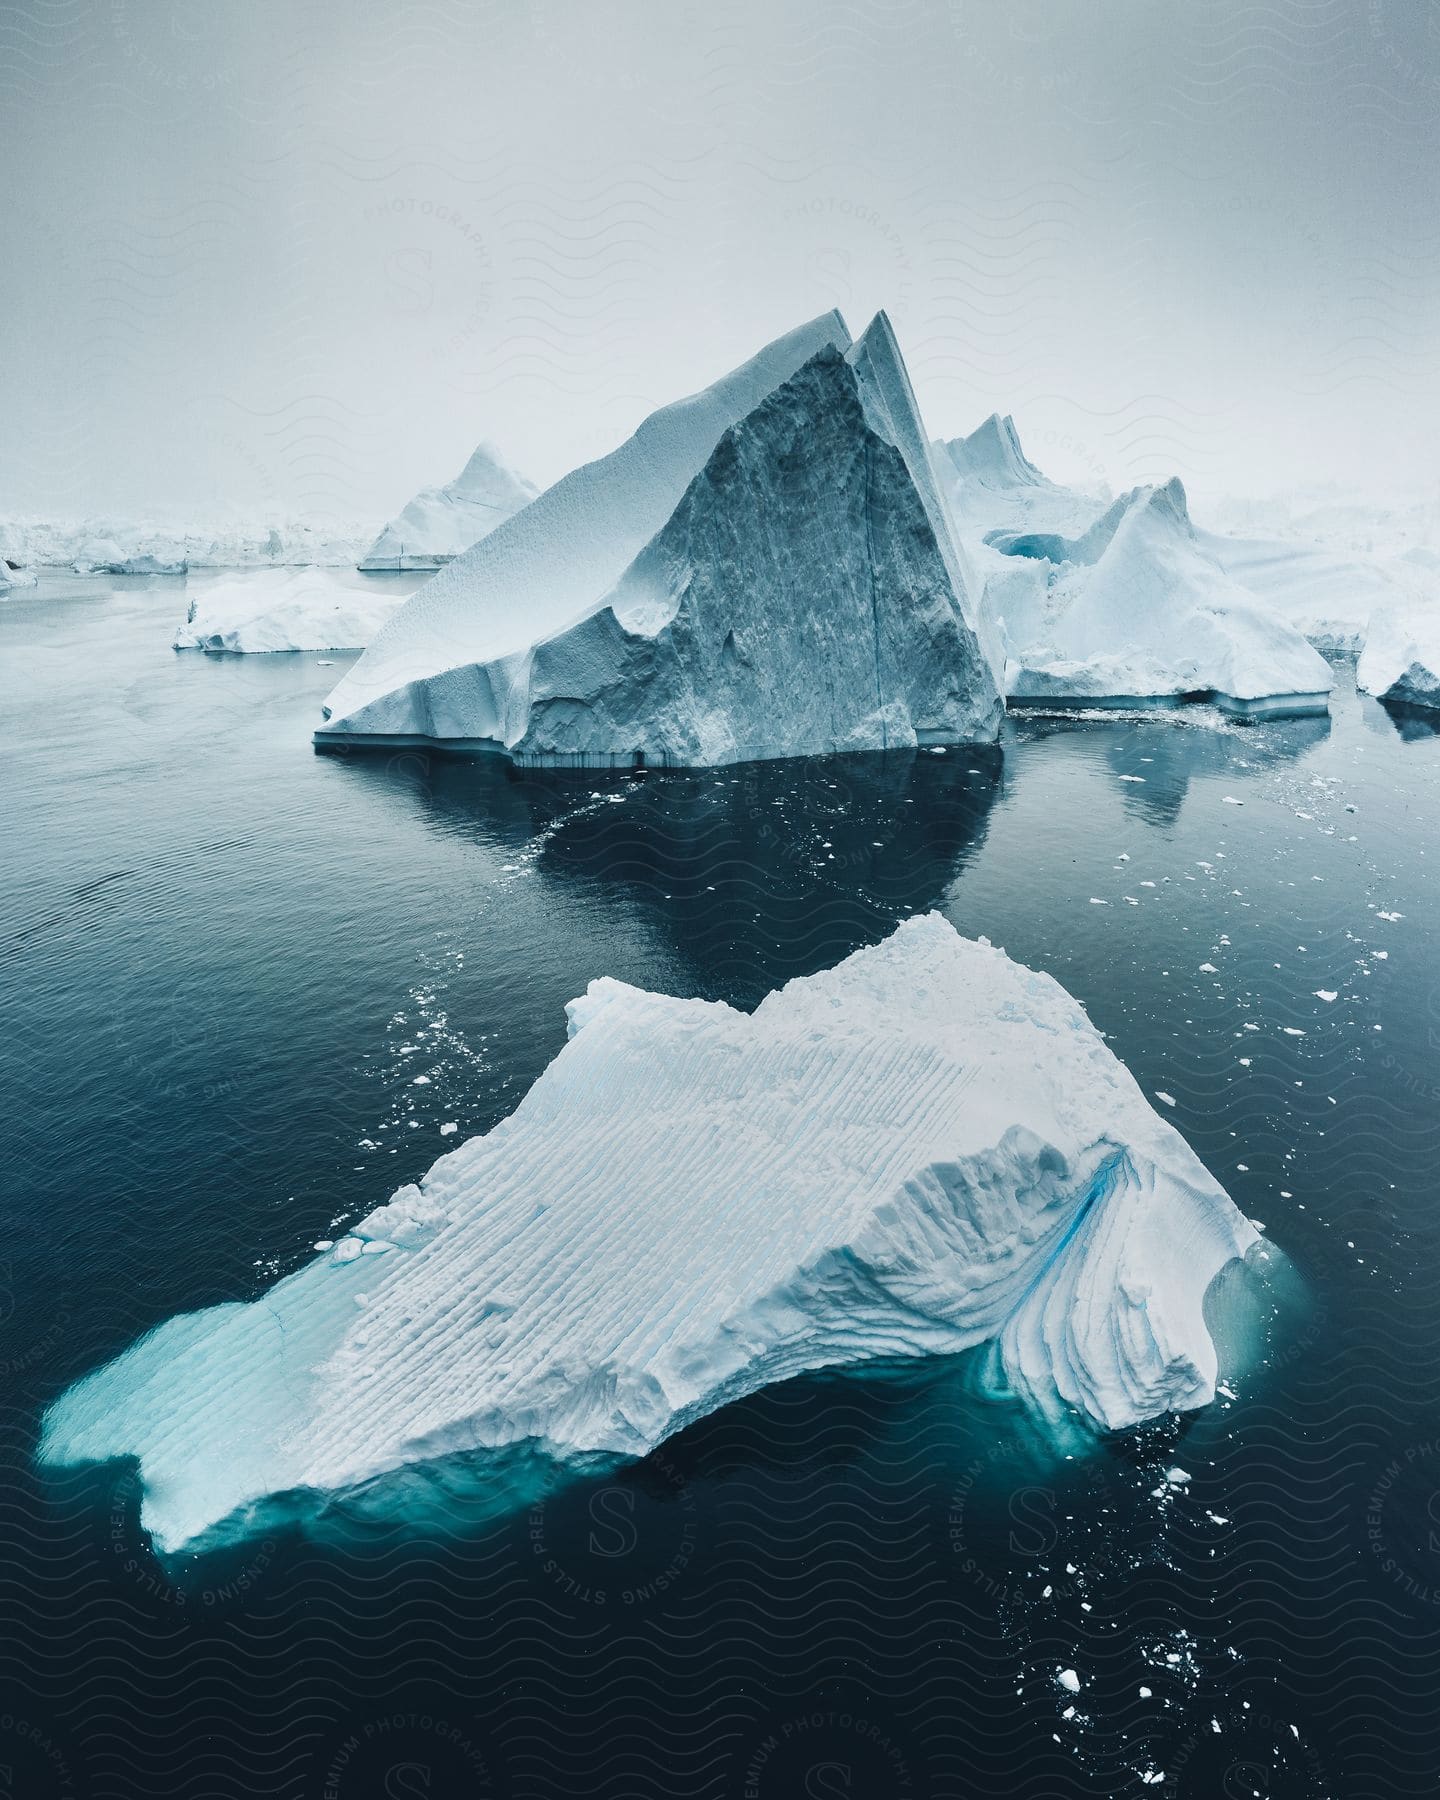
174, 568, 406, 653
41, 914, 1257, 1556
358, 442, 537, 571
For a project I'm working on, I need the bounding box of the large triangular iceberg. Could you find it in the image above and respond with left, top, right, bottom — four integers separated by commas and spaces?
40, 914, 1258, 1557
358, 442, 538, 572
318, 312, 852, 743
327, 314, 1003, 766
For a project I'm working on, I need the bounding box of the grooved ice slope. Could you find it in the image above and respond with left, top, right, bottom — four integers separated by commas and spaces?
42, 916, 1257, 1556
345, 315, 1002, 766
358, 443, 537, 571
319, 312, 852, 740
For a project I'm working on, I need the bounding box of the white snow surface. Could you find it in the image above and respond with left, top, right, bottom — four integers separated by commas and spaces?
317, 312, 855, 743
970, 467, 1333, 712
1356, 600, 1440, 709
1, 518, 372, 573
41, 914, 1257, 1556
358, 442, 537, 571
174, 568, 408, 653
1196, 529, 1437, 656
320, 313, 1001, 765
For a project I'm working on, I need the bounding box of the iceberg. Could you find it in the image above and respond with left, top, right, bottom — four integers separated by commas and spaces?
41, 914, 1258, 1557
992, 478, 1334, 716
317, 312, 858, 751
174, 568, 409, 654
320, 314, 1001, 766
935, 413, 1108, 544
358, 442, 537, 571
1356, 601, 1440, 710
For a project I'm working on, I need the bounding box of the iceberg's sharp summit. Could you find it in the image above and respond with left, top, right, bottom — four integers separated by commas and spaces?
938, 412, 1053, 492
41, 914, 1257, 1557
318, 312, 852, 740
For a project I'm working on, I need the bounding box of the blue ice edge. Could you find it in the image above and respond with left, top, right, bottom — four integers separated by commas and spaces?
36, 1205, 1289, 1571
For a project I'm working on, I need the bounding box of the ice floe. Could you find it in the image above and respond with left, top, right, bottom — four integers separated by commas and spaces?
41, 914, 1257, 1555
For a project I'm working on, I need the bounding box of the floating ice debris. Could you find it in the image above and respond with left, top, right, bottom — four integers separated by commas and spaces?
1058, 1669, 1081, 1695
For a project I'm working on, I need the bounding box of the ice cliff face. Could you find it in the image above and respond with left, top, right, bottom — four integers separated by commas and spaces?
330, 316, 1001, 766
358, 443, 537, 571
318, 312, 852, 744
41, 914, 1257, 1557
173, 568, 410, 653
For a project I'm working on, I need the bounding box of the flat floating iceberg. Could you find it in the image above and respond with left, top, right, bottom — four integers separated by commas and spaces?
358, 442, 537, 571
174, 568, 409, 654
42, 914, 1257, 1556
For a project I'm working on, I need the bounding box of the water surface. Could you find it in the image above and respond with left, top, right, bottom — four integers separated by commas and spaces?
2, 574, 1437, 1797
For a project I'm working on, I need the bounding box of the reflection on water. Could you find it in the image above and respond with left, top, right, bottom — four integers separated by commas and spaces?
333, 744, 1004, 1004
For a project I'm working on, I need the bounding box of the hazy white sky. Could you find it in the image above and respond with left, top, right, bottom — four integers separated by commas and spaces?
4, 0, 1437, 523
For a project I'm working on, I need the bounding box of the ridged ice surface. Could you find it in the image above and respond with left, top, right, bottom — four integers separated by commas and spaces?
358, 442, 537, 571
41, 914, 1257, 1555
318, 311, 852, 740
363, 313, 1002, 766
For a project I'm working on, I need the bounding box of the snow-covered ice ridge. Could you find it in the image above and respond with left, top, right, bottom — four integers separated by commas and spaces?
359, 442, 537, 571
41, 915, 1257, 1557
174, 569, 409, 654
317, 311, 1003, 765
0, 518, 373, 574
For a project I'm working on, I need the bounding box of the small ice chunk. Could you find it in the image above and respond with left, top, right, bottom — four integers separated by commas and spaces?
1058, 1668, 1081, 1694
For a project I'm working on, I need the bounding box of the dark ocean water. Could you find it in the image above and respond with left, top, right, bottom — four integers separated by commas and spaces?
2, 573, 1438, 1799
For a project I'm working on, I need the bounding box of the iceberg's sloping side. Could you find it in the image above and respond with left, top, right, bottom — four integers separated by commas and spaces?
317, 312, 853, 740
356, 314, 1003, 766
358, 443, 538, 572
41, 914, 1257, 1557
1357, 602, 1440, 709
1000, 479, 1334, 714
173, 568, 406, 653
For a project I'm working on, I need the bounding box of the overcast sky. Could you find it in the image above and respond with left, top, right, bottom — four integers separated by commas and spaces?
4, 0, 1437, 524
